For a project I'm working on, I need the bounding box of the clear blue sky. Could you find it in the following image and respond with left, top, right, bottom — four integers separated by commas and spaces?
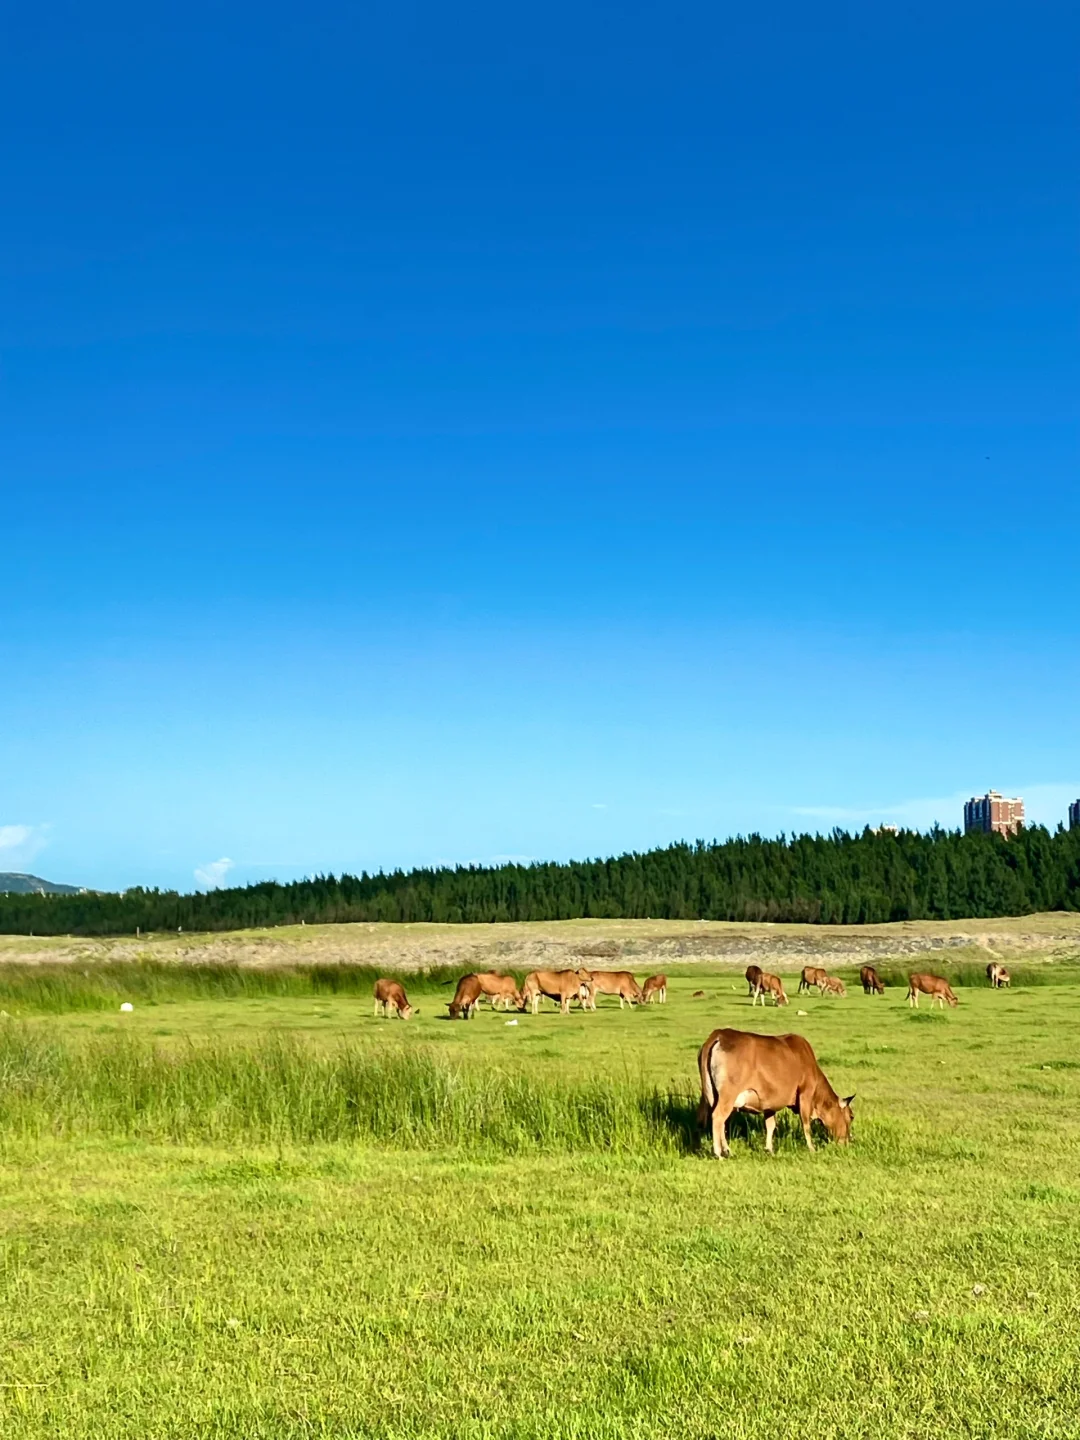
2, 1, 1077, 893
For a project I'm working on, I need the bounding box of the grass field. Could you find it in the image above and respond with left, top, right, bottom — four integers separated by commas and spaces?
0, 958, 1078, 1437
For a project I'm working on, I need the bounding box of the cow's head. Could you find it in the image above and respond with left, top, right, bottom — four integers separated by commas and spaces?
946, 990, 959, 1008
831, 1093, 855, 1144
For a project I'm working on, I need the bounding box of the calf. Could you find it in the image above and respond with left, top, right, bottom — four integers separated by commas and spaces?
986, 962, 1011, 989
907, 973, 958, 1009
580, 970, 644, 1008
819, 975, 846, 997
474, 972, 525, 1010
641, 974, 668, 1004
798, 966, 827, 995
860, 965, 885, 995
745, 965, 764, 998
752, 973, 788, 1007
697, 1027, 854, 1158
373, 978, 416, 1019
447, 973, 483, 1019
522, 970, 590, 1015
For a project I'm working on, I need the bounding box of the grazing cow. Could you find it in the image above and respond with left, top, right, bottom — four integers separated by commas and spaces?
986, 962, 1011, 989
580, 970, 644, 1008
474, 972, 525, 1010
642, 974, 668, 1004
697, 1027, 854, 1158
819, 975, 846, 997
860, 965, 885, 995
447, 973, 483, 1020
907, 973, 958, 1009
523, 970, 590, 1015
745, 965, 764, 998
752, 973, 788, 1007
798, 966, 827, 995
373, 978, 416, 1019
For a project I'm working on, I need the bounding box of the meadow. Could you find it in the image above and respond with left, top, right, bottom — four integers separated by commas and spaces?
0, 953, 1078, 1437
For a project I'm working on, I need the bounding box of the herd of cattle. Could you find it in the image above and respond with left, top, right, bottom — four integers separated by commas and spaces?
370, 957, 1012, 1158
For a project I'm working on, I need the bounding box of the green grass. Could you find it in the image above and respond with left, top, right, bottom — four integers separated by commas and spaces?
0, 968, 1078, 1437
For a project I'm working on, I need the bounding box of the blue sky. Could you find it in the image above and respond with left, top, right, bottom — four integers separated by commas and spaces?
2, 1, 1077, 892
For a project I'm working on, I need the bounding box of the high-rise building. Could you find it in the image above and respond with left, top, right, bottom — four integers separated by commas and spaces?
1070, 799, 1080, 830
964, 790, 1025, 837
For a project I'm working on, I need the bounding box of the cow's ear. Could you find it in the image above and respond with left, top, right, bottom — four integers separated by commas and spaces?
841, 1094, 856, 1108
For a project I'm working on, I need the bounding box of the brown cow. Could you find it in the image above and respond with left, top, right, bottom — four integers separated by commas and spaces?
819, 975, 846, 997
474, 972, 525, 1010
798, 966, 827, 995
860, 965, 885, 995
642, 974, 668, 1004
447, 973, 483, 1020
373, 978, 416, 1019
745, 964, 763, 997
752, 973, 788, 1007
986, 962, 1011, 989
580, 970, 644, 1008
523, 970, 590, 1015
697, 1027, 854, 1158
907, 973, 958, 1009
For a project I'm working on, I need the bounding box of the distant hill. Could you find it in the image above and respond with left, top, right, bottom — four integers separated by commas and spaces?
0, 873, 84, 896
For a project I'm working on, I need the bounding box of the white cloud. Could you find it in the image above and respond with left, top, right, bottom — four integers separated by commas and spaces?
194, 857, 235, 890
0, 824, 48, 866
591, 803, 608, 810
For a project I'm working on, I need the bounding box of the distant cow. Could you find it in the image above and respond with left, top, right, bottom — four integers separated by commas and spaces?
447, 973, 483, 1020
523, 970, 590, 1015
474, 972, 525, 1010
373, 978, 416, 1019
745, 965, 764, 998
580, 970, 644, 1008
798, 966, 827, 995
752, 973, 788, 1007
819, 975, 846, 998
697, 1027, 854, 1158
986, 962, 1011, 989
642, 974, 668, 1004
907, 973, 958, 1009
860, 965, 885, 995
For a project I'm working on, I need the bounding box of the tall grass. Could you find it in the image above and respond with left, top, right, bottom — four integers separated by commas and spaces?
0, 1027, 696, 1154
0, 960, 467, 1015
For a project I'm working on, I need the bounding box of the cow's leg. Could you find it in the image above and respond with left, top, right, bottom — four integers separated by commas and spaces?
710, 1103, 732, 1160
373, 1000, 380, 1017
797, 1094, 816, 1153
763, 1112, 778, 1154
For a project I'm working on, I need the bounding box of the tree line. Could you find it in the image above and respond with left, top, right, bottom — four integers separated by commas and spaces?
2, 824, 1079, 937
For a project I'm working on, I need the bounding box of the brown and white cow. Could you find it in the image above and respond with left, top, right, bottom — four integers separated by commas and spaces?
986, 963, 1011, 989
474, 972, 525, 1010
819, 975, 846, 997
860, 965, 885, 995
447, 973, 483, 1019
580, 970, 644, 1008
798, 966, 827, 995
373, 978, 416, 1019
642, 974, 668, 1004
745, 965, 764, 998
752, 973, 788, 1007
907, 973, 958, 1009
523, 970, 590, 1015
697, 1027, 854, 1158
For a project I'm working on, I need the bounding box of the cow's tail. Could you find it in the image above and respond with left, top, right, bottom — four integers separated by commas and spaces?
696, 1033, 719, 1132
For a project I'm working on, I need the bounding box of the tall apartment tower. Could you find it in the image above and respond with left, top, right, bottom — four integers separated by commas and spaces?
1070, 799, 1080, 830
964, 790, 1025, 837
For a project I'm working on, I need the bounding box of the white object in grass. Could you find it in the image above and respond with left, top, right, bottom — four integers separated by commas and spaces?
504, 1019, 518, 1027
120, 1002, 134, 1013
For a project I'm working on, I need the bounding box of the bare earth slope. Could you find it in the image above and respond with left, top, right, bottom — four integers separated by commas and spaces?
2, 911, 1078, 971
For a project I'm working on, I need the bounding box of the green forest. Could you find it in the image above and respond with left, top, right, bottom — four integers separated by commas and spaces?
3, 825, 1080, 936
